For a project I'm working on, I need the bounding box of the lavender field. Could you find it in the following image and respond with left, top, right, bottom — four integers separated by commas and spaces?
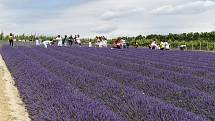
1, 45, 215, 121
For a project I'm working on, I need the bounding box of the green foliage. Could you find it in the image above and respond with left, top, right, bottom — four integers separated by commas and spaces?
1, 31, 215, 51
116, 31, 215, 51
0, 32, 4, 40
0, 32, 54, 42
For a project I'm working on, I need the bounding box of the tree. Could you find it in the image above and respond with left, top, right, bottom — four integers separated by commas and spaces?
193, 32, 199, 41
135, 35, 143, 40
0, 32, 4, 40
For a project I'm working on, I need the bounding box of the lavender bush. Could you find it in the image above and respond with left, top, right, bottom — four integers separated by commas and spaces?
1, 45, 214, 121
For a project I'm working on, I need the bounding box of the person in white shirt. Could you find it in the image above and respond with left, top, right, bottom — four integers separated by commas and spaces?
121, 39, 127, 48
99, 41, 103, 48
150, 41, 156, 49
35, 37, 41, 46
56, 35, 63, 46
164, 42, 170, 50
89, 41, 92, 47
76, 35, 81, 46
102, 36, 108, 47
43, 40, 52, 48
150, 41, 159, 50
102, 39, 107, 47
95, 36, 102, 48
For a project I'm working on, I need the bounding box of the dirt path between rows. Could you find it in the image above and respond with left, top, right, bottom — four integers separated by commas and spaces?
0, 54, 31, 121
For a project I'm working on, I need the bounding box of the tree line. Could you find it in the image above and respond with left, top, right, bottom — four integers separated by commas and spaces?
120, 31, 215, 50
1, 31, 215, 50
0, 32, 53, 42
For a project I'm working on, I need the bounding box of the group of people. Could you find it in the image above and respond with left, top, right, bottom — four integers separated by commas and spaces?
94, 36, 108, 48
112, 37, 129, 49
36, 34, 81, 48
149, 40, 170, 50
6, 33, 173, 51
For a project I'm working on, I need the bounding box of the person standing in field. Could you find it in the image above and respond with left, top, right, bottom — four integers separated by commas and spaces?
62, 35, 67, 46
102, 36, 108, 47
74, 35, 77, 44
35, 37, 41, 46
121, 39, 127, 48
76, 35, 81, 46
8, 33, 14, 47
95, 36, 100, 47
68, 35, 74, 46
99, 36, 103, 48
56, 35, 63, 46
89, 40, 92, 47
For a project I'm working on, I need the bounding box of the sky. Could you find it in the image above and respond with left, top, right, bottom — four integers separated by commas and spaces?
0, 0, 215, 38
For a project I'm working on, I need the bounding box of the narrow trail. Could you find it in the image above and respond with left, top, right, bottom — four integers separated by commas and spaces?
0, 54, 31, 121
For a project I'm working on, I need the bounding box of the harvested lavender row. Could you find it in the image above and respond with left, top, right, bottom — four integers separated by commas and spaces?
51, 46, 215, 94
0, 46, 124, 121
17, 46, 209, 121
34, 46, 215, 120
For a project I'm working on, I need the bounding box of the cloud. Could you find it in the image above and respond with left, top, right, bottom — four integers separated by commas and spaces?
1, 0, 89, 10
0, 0, 92, 25
0, 0, 215, 38
91, 23, 118, 34
101, 7, 145, 20
151, 0, 215, 15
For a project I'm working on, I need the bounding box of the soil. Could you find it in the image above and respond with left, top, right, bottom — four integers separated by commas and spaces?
0, 55, 31, 121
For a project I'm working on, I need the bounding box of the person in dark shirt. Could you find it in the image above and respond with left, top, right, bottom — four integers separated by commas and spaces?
62, 35, 67, 46
68, 35, 74, 46
8, 33, 14, 47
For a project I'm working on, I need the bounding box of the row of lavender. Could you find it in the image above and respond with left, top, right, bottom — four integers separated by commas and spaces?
48, 48, 215, 94
0, 45, 214, 120
65, 47, 215, 80
1, 46, 123, 121
78, 47, 215, 72
32, 46, 215, 120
